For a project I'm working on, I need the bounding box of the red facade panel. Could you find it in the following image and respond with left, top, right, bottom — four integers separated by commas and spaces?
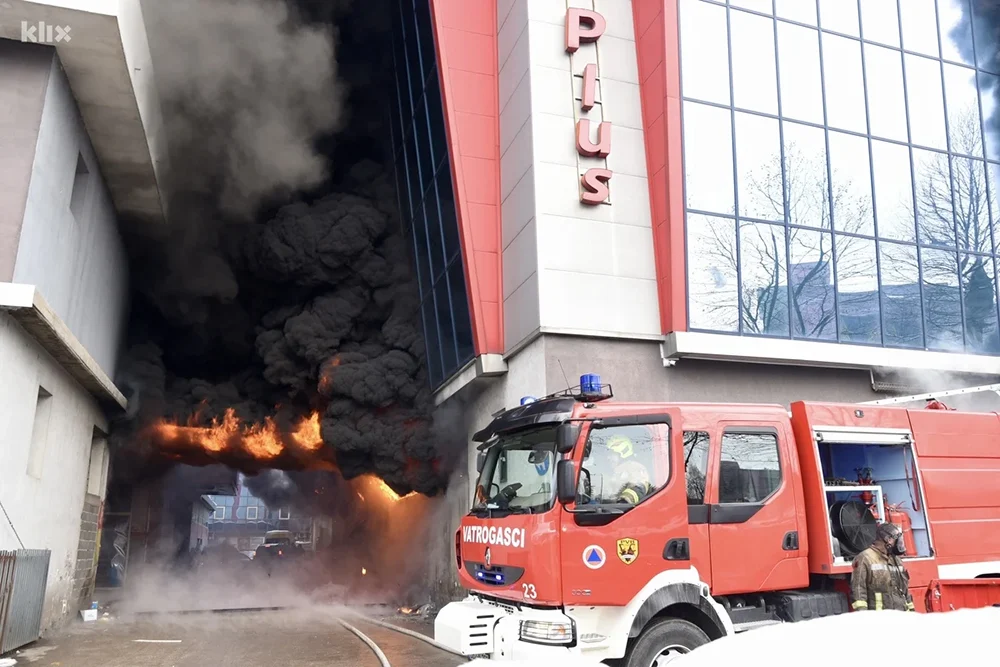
429, 0, 504, 356
633, 0, 687, 334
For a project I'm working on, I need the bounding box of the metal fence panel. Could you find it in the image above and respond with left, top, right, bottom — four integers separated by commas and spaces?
0, 552, 15, 652
0, 549, 51, 654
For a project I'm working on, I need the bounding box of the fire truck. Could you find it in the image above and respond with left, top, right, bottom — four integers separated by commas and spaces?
434, 375, 1000, 664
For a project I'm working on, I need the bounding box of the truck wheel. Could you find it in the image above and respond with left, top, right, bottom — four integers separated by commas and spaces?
625, 618, 709, 667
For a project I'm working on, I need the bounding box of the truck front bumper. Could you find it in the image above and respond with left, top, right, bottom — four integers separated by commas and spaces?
434, 596, 582, 660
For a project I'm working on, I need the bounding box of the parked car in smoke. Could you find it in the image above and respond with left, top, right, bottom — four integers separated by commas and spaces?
253, 530, 304, 568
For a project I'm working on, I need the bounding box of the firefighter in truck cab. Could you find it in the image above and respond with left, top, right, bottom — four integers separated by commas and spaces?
581, 432, 654, 506
851, 522, 916, 612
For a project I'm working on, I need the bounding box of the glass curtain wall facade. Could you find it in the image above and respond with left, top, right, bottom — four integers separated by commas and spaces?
681, 0, 1000, 355
389, 0, 475, 387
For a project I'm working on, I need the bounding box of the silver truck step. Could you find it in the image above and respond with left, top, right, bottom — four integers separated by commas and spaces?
733, 619, 783, 633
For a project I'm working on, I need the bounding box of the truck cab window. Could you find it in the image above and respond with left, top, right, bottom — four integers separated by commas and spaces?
577, 424, 669, 506
473, 426, 558, 513
683, 431, 710, 504
719, 431, 781, 504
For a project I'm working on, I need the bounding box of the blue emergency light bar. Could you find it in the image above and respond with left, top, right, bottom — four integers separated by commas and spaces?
580, 374, 601, 394
578, 373, 612, 401
516, 372, 614, 406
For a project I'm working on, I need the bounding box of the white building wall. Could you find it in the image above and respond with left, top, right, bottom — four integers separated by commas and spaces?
0, 312, 109, 631
498, 0, 660, 354
12, 54, 129, 379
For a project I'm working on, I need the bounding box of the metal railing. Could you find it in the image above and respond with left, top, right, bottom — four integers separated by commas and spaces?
0, 550, 51, 654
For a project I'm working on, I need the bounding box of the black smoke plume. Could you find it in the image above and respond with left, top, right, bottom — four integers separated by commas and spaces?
111, 0, 462, 497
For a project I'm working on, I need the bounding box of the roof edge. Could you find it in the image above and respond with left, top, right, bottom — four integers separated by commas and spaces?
0, 282, 127, 410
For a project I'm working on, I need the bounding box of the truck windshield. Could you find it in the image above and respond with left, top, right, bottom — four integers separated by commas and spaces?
472, 426, 558, 515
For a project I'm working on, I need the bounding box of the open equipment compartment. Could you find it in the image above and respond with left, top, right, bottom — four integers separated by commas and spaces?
816, 431, 932, 565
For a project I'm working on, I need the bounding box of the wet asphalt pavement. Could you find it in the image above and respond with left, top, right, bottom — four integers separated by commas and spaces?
7, 607, 465, 667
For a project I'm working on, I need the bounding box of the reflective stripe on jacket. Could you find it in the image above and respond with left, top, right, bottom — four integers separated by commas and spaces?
618, 482, 651, 505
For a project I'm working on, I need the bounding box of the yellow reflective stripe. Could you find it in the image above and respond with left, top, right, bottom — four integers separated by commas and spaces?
906, 601, 915, 611
621, 488, 640, 504
852, 600, 868, 610
875, 593, 883, 611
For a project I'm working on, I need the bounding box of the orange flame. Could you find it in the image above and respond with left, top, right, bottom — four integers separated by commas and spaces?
291, 412, 322, 451
369, 476, 417, 503
152, 408, 326, 466
318, 355, 342, 394
151, 410, 415, 504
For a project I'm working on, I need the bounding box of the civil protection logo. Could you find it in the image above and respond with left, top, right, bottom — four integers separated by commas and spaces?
582, 545, 606, 569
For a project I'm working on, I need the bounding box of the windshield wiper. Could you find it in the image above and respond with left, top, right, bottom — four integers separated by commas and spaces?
469, 500, 538, 517
470, 502, 501, 518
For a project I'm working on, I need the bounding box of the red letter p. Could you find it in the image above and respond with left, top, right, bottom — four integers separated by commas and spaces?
566, 9, 606, 53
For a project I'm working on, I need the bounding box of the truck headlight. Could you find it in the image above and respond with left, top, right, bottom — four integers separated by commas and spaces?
519, 619, 575, 646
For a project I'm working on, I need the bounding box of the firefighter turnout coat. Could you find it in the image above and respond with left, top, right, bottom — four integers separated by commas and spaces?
850, 547, 916, 611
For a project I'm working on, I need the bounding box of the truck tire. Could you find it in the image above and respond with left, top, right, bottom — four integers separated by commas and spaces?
624, 618, 709, 667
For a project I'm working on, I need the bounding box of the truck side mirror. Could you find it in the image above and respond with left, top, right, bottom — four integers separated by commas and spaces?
556, 460, 577, 504
476, 450, 486, 474
556, 423, 581, 454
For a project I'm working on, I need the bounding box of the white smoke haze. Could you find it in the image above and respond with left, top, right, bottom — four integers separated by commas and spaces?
876, 367, 1000, 412
140, 0, 346, 218
116, 467, 450, 615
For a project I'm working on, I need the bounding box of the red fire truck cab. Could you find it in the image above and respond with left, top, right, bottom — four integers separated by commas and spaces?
434, 374, 1000, 664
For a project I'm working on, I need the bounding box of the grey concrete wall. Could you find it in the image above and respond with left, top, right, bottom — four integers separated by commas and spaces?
427, 339, 549, 601
0, 41, 52, 280
541, 335, 881, 405
0, 312, 110, 632
12, 52, 129, 378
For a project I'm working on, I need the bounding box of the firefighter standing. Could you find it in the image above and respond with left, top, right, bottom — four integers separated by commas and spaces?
850, 522, 916, 612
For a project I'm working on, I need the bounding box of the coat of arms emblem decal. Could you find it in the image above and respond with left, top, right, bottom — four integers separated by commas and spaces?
616, 538, 638, 565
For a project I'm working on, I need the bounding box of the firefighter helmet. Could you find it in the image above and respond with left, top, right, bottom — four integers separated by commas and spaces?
606, 434, 634, 459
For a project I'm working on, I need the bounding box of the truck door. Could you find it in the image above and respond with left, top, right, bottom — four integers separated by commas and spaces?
707, 423, 808, 595
559, 411, 689, 608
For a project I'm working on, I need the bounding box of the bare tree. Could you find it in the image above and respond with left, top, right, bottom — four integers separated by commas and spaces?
911, 110, 999, 352
694, 142, 874, 339
694, 111, 999, 353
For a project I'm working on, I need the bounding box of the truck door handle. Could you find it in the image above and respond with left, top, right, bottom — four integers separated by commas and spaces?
663, 538, 690, 561
782, 531, 799, 551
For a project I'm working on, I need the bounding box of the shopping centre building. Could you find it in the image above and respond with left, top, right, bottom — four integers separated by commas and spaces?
391, 0, 1000, 569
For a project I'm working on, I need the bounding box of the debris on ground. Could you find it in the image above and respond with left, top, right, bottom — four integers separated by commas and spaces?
396, 602, 434, 617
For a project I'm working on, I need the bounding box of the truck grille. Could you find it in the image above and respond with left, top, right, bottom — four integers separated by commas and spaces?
480, 597, 518, 615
